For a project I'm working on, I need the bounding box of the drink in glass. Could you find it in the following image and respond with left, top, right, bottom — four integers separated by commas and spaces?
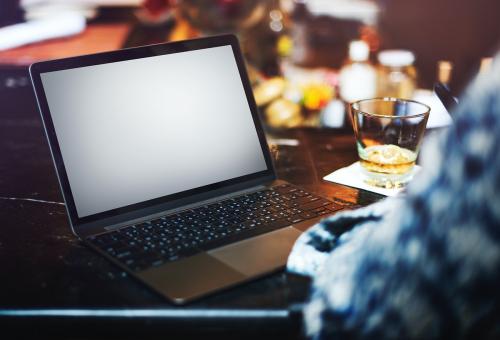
350, 98, 430, 188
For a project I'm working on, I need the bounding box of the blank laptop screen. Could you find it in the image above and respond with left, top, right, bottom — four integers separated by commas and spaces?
40, 45, 268, 218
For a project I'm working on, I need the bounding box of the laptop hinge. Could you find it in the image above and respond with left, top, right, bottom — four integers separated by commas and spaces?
102, 183, 272, 232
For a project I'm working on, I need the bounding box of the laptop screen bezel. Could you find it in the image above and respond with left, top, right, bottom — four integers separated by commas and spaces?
29, 34, 276, 231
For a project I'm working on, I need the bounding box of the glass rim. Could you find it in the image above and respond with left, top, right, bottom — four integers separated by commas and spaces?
350, 97, 431, 119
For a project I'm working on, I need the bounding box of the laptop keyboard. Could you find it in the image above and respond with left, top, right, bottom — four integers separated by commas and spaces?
86, 184, 344, 272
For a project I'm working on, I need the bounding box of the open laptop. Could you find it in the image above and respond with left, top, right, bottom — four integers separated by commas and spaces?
29, 34, 345, 304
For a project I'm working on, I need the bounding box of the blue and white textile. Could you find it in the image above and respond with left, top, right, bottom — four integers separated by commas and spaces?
287, 56, 500, 339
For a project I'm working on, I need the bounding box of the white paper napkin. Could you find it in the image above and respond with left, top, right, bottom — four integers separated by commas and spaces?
323, 162, 421, 197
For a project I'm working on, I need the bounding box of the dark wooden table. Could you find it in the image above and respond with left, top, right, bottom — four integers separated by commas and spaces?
0, 64, 383, 338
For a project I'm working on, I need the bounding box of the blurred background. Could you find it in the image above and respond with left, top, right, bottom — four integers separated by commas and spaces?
1, 0, 499, 129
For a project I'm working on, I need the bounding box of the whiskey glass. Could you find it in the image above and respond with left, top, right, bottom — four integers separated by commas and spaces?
350, 98, 430, 188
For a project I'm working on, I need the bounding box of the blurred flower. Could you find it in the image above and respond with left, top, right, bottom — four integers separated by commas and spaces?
277, 35, 293, 57
301, 83, 334, 110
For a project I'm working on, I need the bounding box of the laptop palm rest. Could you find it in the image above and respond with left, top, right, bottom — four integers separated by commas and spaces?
140, 227, 303, 303
140, 253, 246, 304
208, 226, 302, 277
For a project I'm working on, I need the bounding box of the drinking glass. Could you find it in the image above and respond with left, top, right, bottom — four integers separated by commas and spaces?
350, 98, 430, 188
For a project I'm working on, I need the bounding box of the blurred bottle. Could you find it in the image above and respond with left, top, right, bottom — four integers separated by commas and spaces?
338, 40, 376, 103
437, 60, 453, 85
320, 98, 346, 128
376, 50, 417, 99
479, 57, 493, 74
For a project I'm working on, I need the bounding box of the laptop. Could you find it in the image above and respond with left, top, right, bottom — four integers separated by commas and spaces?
29, 34, 345, 304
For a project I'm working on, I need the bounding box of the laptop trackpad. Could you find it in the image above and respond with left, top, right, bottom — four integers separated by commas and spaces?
208, 227, 302, 277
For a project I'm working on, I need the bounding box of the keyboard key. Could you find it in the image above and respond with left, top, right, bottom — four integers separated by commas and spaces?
325, 203, 344, 212
311, 207, 331, 216
287, 216, 305, 224
116, 250, 132, 259
300, 211, 317, 219
299, 199, 331, 211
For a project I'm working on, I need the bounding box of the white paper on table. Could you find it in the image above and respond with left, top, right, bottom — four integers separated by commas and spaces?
0, 13, 86, 51
323, 162, 421, 197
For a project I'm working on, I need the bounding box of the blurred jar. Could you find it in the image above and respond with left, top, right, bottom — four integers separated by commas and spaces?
376, 50, 417, 99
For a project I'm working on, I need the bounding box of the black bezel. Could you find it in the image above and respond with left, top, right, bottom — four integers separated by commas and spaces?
29, 34, 275, 229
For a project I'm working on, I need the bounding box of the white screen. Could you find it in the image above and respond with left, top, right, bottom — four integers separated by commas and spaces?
41, 45, 268, 218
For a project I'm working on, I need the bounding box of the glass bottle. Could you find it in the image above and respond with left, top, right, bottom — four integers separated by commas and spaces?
376, 50, 417, 99
437, 60, 453, 85
338, 40, 377, 103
